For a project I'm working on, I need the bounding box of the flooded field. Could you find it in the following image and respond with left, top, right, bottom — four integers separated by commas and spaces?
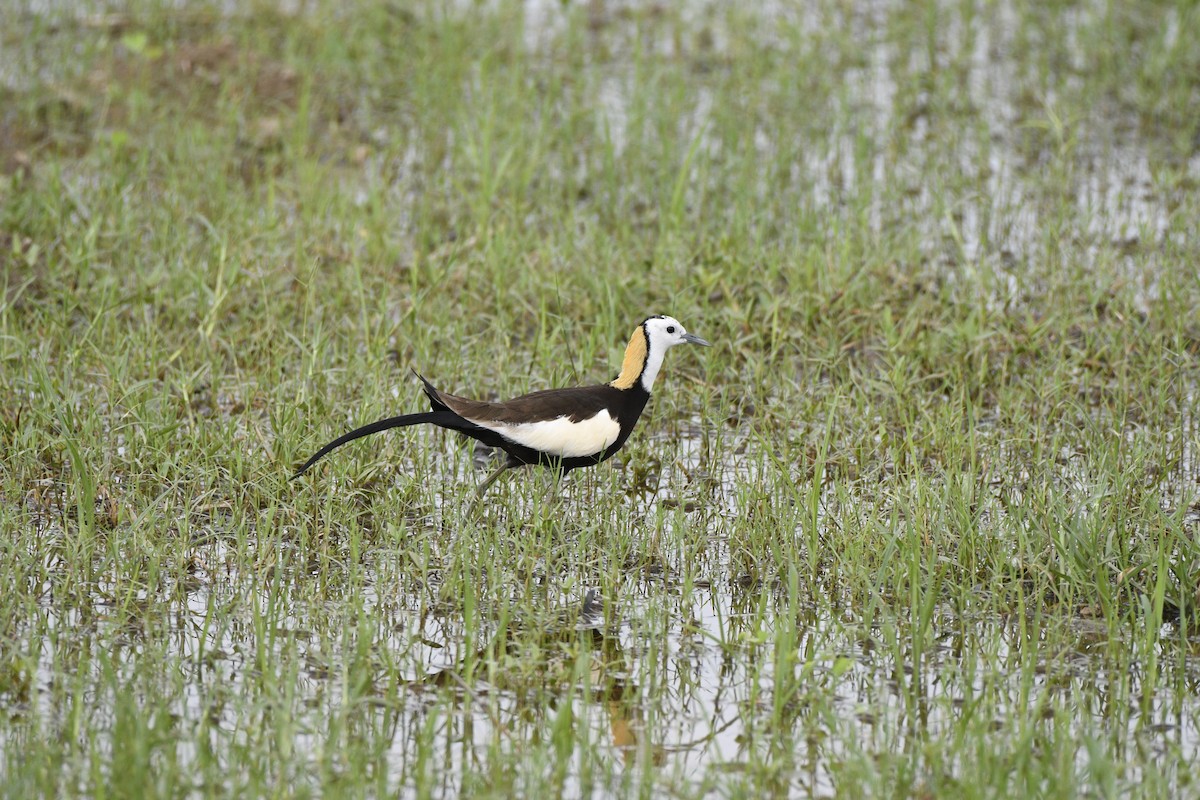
3, 0, 1200, 797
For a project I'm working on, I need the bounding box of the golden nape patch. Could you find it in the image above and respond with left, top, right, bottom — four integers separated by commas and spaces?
610, 327, 648, 390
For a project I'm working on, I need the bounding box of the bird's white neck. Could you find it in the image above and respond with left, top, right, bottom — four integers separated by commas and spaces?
638, 342, 666, 393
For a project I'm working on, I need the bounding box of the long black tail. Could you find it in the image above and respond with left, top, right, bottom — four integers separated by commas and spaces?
292, 411, 442, 479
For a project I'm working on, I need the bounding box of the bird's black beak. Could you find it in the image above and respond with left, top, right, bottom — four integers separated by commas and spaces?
683, 333, 712, 347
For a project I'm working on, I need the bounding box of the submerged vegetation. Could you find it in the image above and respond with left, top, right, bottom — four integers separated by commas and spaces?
2, 0, 1200, 796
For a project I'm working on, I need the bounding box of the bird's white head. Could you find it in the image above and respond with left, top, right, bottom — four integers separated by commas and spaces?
611, 315, 711, 393
643, 315, 709, 351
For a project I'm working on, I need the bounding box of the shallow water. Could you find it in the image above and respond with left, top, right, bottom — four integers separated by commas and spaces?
11, 402, 1199, 796
16, 527, 1196, 796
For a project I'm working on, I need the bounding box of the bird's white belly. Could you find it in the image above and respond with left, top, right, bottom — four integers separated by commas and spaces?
476, 411, 620, 458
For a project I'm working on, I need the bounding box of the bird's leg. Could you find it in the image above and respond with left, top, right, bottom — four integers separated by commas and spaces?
468, 457, 518, 514
475, 462, 511, 497
543, 467, 569, 512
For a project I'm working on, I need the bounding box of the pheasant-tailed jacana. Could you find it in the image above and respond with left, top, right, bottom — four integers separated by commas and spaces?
293, 315, 710, 497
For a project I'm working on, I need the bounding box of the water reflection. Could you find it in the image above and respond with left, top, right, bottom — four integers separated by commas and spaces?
421, 589, 661, 762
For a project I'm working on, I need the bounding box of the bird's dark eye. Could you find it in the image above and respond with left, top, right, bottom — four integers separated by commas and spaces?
666, 326, 676, 334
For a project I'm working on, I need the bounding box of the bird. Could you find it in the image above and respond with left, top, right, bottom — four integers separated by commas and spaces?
292, 315, 711, 499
